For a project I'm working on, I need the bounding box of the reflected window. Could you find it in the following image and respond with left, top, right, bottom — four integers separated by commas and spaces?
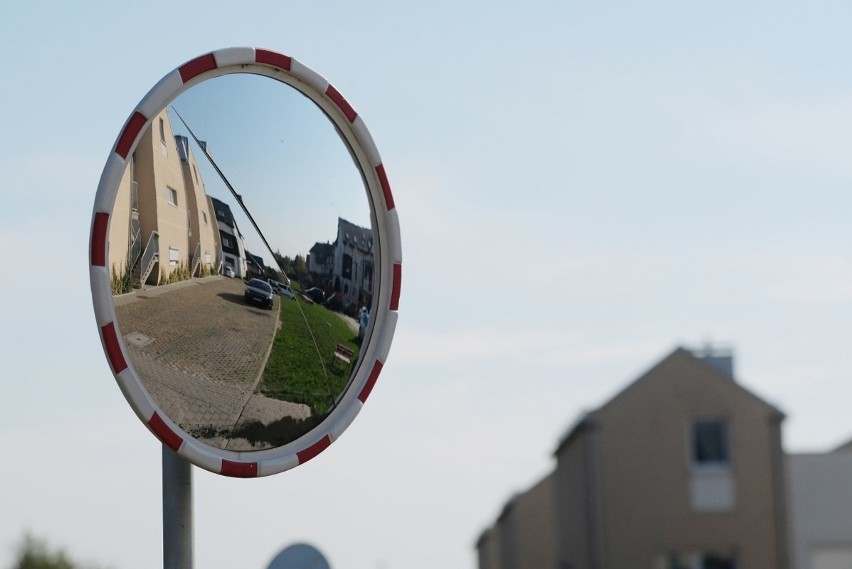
363, 263, 373, 292
220, 231, 239, 256
692, 420, 729, 467
342, 254, 352, 279
202, 212, 208, 225
169, 247, 179, 267
159, 117, 166, 144
167, 187, 178, 206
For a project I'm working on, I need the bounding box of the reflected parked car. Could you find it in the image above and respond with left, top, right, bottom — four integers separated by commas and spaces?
244, 278, 274, 309
223, 266, 235, 278
304, 287, 325, 304
324, 293, 342, 311
272, 281, 296, 300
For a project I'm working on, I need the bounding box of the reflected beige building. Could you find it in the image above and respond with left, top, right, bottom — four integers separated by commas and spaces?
175, 134, 219, 277
477, 347, 791, 569
109, 110, 220, 289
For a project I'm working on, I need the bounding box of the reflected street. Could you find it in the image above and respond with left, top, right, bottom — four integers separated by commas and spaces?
114, 275, 310, 450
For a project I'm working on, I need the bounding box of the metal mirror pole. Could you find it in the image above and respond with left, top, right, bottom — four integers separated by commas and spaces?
163, 445, 194, 569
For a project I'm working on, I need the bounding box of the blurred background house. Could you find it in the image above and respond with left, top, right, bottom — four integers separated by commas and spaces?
788, 443, 852, 569
477, 347, 852, 569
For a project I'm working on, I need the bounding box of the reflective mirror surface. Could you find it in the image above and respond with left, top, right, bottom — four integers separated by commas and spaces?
107, 73, 375, 451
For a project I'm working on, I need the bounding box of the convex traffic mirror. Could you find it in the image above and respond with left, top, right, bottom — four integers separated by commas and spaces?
90, 48, 401, 477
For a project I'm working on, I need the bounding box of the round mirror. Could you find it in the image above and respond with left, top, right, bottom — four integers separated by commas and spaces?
89, 48, 401, 477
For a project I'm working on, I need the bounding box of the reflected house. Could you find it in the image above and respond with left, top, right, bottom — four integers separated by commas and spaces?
109, 110, 220, 288
210, 196, 247, 278
307, 241, 334, 284
246, 250, 265, 278
477, 347, 791, 569
332, 218, 374, 308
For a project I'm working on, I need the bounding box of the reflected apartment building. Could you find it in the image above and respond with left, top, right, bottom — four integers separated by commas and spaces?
109, 110, 220, 288
333, 218, 374, 309
308, 242, 335, 285
306, 219, 374, 309
477, 347, 791, 569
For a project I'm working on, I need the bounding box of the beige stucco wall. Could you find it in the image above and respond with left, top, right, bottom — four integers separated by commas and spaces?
134, 111, 191, 284
788, 448, 852, 569
554, 428, 596, 569
511, 473, 555, 569
178, 141, 218, 275
477, 526, 503, 569
590, 349, 786, 569
107, 165, 133, 281
477, 475, 554, 569
206, 195, 223, 271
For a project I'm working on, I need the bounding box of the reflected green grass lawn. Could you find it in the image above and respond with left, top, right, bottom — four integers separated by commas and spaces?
260, 297, 360, 415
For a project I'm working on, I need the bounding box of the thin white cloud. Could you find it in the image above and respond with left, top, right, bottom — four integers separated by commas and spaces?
765, 253, 852, 304
392, 326, 667, 369
697, 97, 852, 174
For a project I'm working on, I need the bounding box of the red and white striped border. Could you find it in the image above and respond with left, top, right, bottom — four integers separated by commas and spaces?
89, 48, 401, 478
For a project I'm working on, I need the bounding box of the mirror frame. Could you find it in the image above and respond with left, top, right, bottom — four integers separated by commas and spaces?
89, 48, 401, 477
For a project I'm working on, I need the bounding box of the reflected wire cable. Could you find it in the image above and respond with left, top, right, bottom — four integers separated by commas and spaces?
170, 106, 335, 408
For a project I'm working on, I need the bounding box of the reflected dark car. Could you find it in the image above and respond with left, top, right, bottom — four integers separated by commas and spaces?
324, 293, 342, 311
244, 278, 274, 309
305, 287, 325, 304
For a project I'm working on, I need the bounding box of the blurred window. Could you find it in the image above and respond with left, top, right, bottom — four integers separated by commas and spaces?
692, 420, 729, 466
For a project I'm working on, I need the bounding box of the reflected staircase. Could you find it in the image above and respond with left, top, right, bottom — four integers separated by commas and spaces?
191, 242, 202, 277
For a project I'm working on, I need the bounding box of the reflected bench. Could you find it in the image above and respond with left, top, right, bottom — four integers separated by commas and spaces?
332, 343, 354, 370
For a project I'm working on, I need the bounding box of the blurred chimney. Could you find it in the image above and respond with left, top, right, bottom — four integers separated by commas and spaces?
690, 343, 735, 380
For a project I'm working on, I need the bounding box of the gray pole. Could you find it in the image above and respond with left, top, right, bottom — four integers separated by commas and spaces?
163, 445, 194, 569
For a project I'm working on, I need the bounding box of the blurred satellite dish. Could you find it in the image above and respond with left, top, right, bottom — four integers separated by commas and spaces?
266, 543, 331, 569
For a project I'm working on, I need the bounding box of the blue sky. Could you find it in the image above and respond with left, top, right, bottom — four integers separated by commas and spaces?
168, 72, 371, 259
3, 2, 852, 569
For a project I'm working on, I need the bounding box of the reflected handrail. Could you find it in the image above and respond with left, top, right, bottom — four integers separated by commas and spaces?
139, 231, 159, 286
191, 242, 202, 277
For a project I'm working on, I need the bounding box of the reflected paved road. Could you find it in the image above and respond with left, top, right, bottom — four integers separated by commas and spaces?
113, 276, 305, 446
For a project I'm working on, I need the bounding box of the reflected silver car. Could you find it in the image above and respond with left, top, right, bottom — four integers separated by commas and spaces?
272, 281, 296, 300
